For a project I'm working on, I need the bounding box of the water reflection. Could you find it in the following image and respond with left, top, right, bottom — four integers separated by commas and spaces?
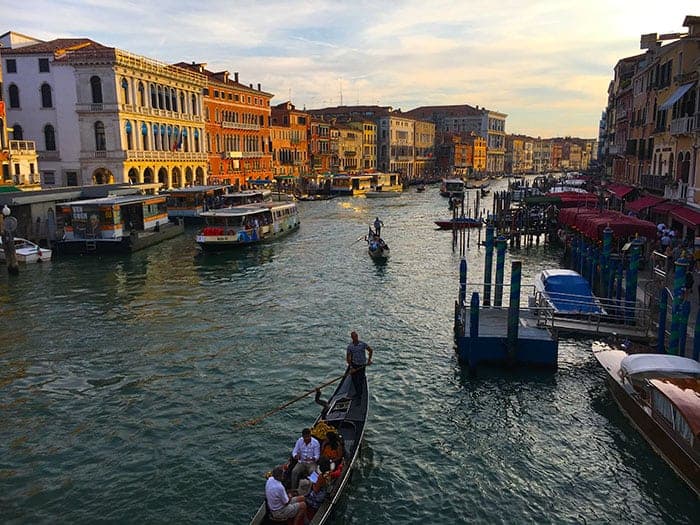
195, 245, 276, 278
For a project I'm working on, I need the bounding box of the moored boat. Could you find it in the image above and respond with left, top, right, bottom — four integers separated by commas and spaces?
0, 237, 52, 263
55, 195, 184, 254
249, 368, 369, 524
163, 184, 233, 222
593, 346, 700, 497
195, 201, 300, 251
416, 185, 426, 193
439, 178, 465, 198
365, 186, 402, 198
434, 217, 483, 230
534, 269, 606, 315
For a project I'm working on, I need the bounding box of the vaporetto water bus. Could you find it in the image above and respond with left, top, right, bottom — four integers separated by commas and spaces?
195, 201, 300, 251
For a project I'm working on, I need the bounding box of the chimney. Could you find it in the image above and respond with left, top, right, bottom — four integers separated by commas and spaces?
249, 83, 253, 89
234, 72, 239, 83
258, 83, 261, 91
223, 71, 229, 83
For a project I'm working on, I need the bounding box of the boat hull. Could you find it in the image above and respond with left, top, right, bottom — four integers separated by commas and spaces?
365, 191, 401, 198
55, 221, 184, 255
250, 370, 369, 524
435, 219, 482, 230
196, 223, 299, 251
594, 349, 700, 497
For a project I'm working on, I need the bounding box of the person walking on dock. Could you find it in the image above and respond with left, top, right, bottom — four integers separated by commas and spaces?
373, 217, 383, 237
346, 331, 373, 398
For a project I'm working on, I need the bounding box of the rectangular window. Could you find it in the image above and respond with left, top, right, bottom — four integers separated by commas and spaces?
66, 171, 78, 186
43, 170, 55, 185
38, 58, 50, 72
6, 59, 17, 73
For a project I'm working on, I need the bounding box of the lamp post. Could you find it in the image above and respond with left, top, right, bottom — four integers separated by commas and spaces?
1, 204, 19, 274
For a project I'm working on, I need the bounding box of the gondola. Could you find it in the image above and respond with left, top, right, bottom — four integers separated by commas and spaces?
249, 368, 369, 525
367, 231, 390, 260
434, 217, 483, 230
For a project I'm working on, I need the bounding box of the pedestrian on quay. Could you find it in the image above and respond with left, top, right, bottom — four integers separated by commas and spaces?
346, 331, 373, 398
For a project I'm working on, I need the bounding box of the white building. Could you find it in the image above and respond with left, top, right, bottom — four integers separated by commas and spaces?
1, 31, 208, 188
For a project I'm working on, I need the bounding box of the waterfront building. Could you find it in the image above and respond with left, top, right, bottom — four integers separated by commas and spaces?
412, 119, 436, 180
308, 117, 332, 176
0, 32, 39, 190
270, 101, 309, 181
404, 104, 507, 176
0, 31, 207, 189
347, 120, 377, 172
436, 132, 485, 178
336, 122, 362, 172
178, 64, 273, 188
505, 135, 534, 174
532, 139, 551, 174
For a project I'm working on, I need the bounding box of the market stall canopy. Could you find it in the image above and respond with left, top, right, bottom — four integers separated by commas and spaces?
558, 207, 657, 241
545, 191, 598, 208
606, 183, 635, 199
651, 201, 684, 214
670, 206, 700, 227
626, 194, 666, 213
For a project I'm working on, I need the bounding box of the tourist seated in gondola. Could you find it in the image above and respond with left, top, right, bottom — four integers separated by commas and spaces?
321, 431, 344, 467
290, 428, 320, 489
265, 466, 307, 525
305, 456, 333, 515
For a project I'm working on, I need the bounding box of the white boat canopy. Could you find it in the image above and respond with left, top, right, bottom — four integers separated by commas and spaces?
620, 354, 700, 378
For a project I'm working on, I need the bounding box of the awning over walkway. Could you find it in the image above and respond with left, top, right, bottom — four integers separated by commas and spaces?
626, 195, 665, 213
558, 207, 658, 241
651, 201, 683, 214
659, 82, 696, 111
544, 191, 598, 208
670, 206, 700, 228
606, 183, 634, 199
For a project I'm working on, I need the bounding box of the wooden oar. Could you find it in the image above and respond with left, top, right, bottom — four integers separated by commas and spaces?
351, 235, 366, 245
237, 372, 347, 428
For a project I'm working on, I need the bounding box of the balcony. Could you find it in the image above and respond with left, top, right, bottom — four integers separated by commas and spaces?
665, 181, 689, 201
122, 150, 207, 162
242, 151, 266, 158
639, 173, 665, 193
221, 121, 260, 131
223, 151, 243, 159
8, 140, 36, 153
670, 116, 694, 135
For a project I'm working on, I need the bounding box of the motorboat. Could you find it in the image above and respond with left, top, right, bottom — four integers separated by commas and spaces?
434, 217, 483, 230
533, 269, 606, 315
440, 178, 465, 198
0, 237, 52, 263
593, 345, 700, 497
249, 367, 368, 524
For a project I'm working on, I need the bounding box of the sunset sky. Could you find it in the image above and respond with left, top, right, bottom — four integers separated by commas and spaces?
2, 1, 698, 139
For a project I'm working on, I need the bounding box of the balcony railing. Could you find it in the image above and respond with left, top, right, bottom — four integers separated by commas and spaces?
123, 150, 207, 162
8, 140, 36, 152
639, 173, 665, 192
670, 116, 694, 135
242, 151, 266, 158
664, 181, 689, 201
221, 121, 260, 131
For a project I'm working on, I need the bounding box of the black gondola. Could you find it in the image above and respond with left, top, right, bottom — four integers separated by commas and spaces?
250, 369, 369, 525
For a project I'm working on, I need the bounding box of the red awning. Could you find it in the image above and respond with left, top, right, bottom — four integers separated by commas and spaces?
558, 207, 657, 241
652, 201, 684, 214
606, 183, 634, 199
626, 195, 665, 213
670, 206, 700, 227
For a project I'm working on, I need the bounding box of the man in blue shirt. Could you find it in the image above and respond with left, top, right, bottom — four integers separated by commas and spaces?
346, 331, 373, 398
373, 217, 383, 237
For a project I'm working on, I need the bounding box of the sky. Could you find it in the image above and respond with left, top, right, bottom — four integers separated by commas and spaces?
2, 1, 698, 139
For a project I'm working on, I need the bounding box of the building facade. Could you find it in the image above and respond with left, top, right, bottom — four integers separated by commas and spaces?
1, 32, 208, 189
270, 101, 309, 180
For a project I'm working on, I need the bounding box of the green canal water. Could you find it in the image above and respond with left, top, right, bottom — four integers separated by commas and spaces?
1, 181, 698, 524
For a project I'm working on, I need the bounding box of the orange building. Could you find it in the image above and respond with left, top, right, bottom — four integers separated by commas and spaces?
178, 64, 273, 187
270, 102, 309, 179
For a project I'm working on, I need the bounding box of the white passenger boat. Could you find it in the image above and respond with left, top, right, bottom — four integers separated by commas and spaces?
195, 201, 300, 251
440, 178, 465, 198
0, 237, 52, 263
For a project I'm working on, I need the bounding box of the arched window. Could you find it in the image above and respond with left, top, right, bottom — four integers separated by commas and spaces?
138, 82, 145, 106
44, 124, 56, 150
191, 93, 197, 115
90, 76, 103, 103
157, 86, 164, 109
194, 128, 200, 152
141, 122, 148, 150
40, 83, 53, 108
125, 120, 133, 150
668, 155, 674, 179
171, 88, 177, 112
12, 124, 23, 140
180, 92, 186, 114
150, 85, 157, 108
121, 78, 129, 104
94, 121, 106, 151
9, 84, 20, 108
164, 87, 171, 111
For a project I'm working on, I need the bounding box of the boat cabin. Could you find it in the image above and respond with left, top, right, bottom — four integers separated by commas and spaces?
331, 174, 373, 195
371, 172, 402, 192
57, 194, 169, 241
440, 178, 465, 198
219, 189, 272, 207
164, 185, 233, 220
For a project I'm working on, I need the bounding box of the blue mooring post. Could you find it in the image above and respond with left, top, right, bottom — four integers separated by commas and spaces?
483, 224, 495, 307
601, 226, 612, 297
669, 257, 689, 355
494, 236, 507, 307
589, 244, 598, 288
459, 257, 467, 307
607, 256, 617, 301
571, 235, 579, 272
694, 307, 700, 361
507, 261, 522, 364
470, 292, 479, 339
624, 242, 641, 324
678, 300, 691, 356
657, 287, 668, 354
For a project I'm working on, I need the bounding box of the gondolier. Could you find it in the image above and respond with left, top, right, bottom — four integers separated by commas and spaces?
346, 331, 373, 398
373, 217, 383, 237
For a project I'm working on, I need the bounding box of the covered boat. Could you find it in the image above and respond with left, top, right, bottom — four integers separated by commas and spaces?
439, 178, 465, 198
250, 368, 368, 524
534, 269, 606, 315
593, 346, 700, 497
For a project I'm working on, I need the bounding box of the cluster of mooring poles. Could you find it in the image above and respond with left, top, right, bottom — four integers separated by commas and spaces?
454, 222, 558, 371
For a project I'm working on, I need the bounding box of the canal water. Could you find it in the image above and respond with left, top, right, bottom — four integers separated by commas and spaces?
1, 181, 698, 524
